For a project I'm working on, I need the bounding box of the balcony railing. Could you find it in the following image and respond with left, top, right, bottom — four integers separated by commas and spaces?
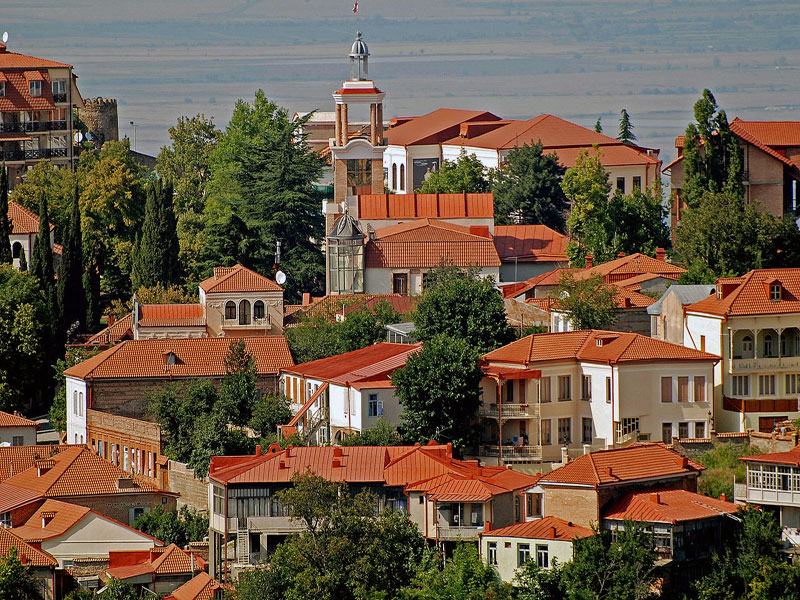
479, 403, 540, 419
2, 148, 68, 161
0, 120, 69, 133
732, 356, 800, 371
480, 444, 543, 461
53, 93, 67, 103
436, 522, 481, 540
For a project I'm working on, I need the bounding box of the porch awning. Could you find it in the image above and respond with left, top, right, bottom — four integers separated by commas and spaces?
482, 367, 541, 380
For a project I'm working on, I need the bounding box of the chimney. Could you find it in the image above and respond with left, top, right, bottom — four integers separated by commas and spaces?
108, 314, 116, 326
561, 446, 569, 464
302, 293, 311, 306
604, 466, 613, 476
446, 442, 453, 456
618, 251, 625, 258
720, 493, 727, 502
677, 456, 688, 468
585, 254, 593, 268
551, 525, 558, 539
332, 458, 342, 468
255, 445, 261, 457
279, 460, 287, 470
285, 445, 293, 458
655, 247, 666, 262
333, 447, 343, 457
649, 492, 660, 504
484, 520, 492, 532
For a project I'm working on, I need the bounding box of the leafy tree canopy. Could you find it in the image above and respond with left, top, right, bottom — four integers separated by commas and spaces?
132, 178, 180, 289
339, 417, 405, 446
554, 272, 618, 331
249, 392, 292, 437
418, 149, 490, 193
0, 547, 41, 600
0, 166, 12, 264
132, 505, 209, 548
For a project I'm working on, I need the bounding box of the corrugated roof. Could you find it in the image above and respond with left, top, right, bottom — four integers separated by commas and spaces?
0, 527, 57, 567
358, 193, 493, 220
198, 264, 282, 294
365, 219, 501, 268
0, 410, 38, 428
647, 285, 716, 315
386, 109, 501, 146
603, 488, 738, 524
9, 201, 54, 235
687, 269, 800, 316
138, 304, 206, 327
63, 336, 293, 380
739, 445, 800, 467
483, 516, 593, 540
283, 342, 420, 382
493, 225, 569, 262
539, 444, 704, 488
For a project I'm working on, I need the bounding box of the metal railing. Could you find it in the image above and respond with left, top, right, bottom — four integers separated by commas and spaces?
436, 522, 480, 540
0, 120, 68, 133
1, 148, 68, 161
480, 444, 543, 460
52, 93, 67, 103
479, 403, 540, 418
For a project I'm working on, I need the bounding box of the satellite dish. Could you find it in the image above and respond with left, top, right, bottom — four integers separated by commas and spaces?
275, 270, 287, 285
2, 32, 8, 44
73, 131, 84, 143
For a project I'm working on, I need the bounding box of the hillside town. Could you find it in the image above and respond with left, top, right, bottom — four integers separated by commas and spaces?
3, 23, 800, 600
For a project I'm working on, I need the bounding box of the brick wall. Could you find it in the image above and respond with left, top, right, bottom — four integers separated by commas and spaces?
10, 499, 44, 527
67, 492, 176, 526
543, 486, 598, 529
167, 460, 209, 513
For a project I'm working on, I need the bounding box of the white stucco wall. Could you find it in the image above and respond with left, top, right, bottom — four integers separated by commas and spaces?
65, 377, 88, 446
481, 533, 576, 583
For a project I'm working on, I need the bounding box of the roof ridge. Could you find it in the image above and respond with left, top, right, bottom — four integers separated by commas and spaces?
586, 452, 601, 485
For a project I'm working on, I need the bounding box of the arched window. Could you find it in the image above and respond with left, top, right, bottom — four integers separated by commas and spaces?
764, 334, 773, 357
79, 392, 84, 416
743, 335, 753, 353
391, 163, 397, 190
254, 300, 265, 320
73, 390, 78, 415
399, 164, 405, 191
225, 301, 236, 320
239, 300, 251, 325
12, 242, 21, 259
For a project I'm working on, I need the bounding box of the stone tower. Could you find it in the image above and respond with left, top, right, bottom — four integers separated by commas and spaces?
78, 97, 119, 148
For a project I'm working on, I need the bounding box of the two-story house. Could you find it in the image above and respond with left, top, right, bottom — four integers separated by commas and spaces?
478, 330, 719, 465
683, 269, 800, 433
648, 285, 717, 345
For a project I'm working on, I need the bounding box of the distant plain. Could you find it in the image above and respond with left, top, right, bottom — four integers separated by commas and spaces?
6, 0, 800, 162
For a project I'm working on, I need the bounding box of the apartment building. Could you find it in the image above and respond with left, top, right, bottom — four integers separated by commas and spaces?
683, 269, 800, 432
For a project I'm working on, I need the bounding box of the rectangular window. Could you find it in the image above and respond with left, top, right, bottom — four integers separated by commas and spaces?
471, 503, 483, 526
678, 377, 689, 403
678, 422, 689, 439
661, 377, 672, 403
632, 176, 641, 191
51, 79, 66, 95
392, 273, 408, 295
694, 376, 706, 402
12, 436, 24, 446
759, 416, 787, 433
557, 375, 571, 401
487, 542, 497, 566
540, 419, 551, 445
616, 177, 625, 193
368, 394, 383, 417
29, 80, 42, 97
517, 543, 530, 567
618, 417, 640, 439
506, 380, 514, 403
540, 377, 551, 403
759, 375, 776, 396
787, 374, 800, 395
606, 377, 612, 404
536, 544, 549, 569
518, 380, 526, 404
581, 375, 592, 401
695, 421, 706, 438
662, 423, 673, 445
0, 82, 5, 97
733, 375, 750, 396
700, 335, 706, 352
0, 511, 10, 527
557, 418, 571, 445
582, 418, 593, 444
213, 486, 225, 514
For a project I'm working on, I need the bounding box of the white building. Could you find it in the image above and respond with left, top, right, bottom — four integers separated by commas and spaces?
682, 269, 800, 432
0, 410, 38, 446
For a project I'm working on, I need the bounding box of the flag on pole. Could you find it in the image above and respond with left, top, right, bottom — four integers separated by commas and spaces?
352, 2, 358, 13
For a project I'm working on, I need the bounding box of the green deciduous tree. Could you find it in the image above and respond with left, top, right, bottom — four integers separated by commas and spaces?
102, 578, 140, 600
58, 184, 86, 339
618, 109, 636, 143
108, 283, 196, 321
514, 558, 566, 600
493, 141, 568, 231
339, 417, 405, 446
132, 505, 209, 547
393, 334, 482, 449
563, 149, 613, 264
555, 272, 618, 330
132, 178, 180, 289
249, 392, 292, 437
0, 166, 12, 265
413, 265, 513, 354
11, 160, 76, 242
219, 338, 258, 426
418, 149, 490, 193
0, 547, 42, 600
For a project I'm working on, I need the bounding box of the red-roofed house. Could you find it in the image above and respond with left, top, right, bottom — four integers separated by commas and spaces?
478, 330, 719, 464
165, 571, 224, 600
281, 342, 422, 443
493, 224, 570, 281
440, 114, 662, 199
106, 544, 208, 596
479, 516, 593, 582
8, 200, 59, 271
0, 42, 83, 187
683, 268, 800, 433
665, 118, 800, 232
0, 409, 39, 446
0, 527, 58, 599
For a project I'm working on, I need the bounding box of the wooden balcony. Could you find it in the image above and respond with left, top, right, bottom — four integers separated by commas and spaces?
480, 444, 543, 461
478, 402, 540, 419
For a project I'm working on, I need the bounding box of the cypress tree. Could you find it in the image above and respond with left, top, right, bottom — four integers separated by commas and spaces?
618, 109, 637, 143
18, 246, 27, 271
58, 183, 86, 338
132, 179, 179, 288
31, 193, 58, 337
0, 165, 11, 264
594, 118, 603, 134
84, 263, 101, 333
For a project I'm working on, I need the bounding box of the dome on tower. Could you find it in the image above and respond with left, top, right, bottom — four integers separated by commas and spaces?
349, 31, 369, 58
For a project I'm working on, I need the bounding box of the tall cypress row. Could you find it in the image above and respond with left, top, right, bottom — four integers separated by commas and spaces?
132, 179, 179, 288
0, 166, 12, 265
58, 183, 86, 338
31, 193, 57, 318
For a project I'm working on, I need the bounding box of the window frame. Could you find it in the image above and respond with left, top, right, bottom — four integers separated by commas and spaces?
540, 419, 551, 445
557, 375, 571, 402
517, 543, 530, 567
557, 417, 571, 445
487, 541, 498, 566
29, 80, 42, 97
536, 544, 549, 569
582, 417, 593, 444
392, 272, 408, 295
253, 300, 265, 320
581, 375, 591, 401
225, 301, 236, 320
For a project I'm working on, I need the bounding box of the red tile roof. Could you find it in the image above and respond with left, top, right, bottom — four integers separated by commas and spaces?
198, 265, 282, 294
9, 201, 54, 235
415, 473, 510, 502
4, 446, 167, 498
687, 269, 800, 316
0, 410, 38, 429
0, 45, 72, 69
0, 482, 42, 514
0, 444, 72, 482
11, 499, 91, 541
539, 444, 704, 488
166, 572, 224, 600
0, 527, 57, 567
358, 193, 494, 220
493, 225, 569, 263
603, 488, 738, 524
137, 304, 206, 328
575, 253, 685, 283
0, 71, 56, 112
64, 336, 293, 380
386, 109, 501, 146
729, 119, 800, 148
483, 516, 593, 541
150, 544, 207, 575
84, 314, 134, 346
739, 445, 800, 466
482, 330, 718, 367
366, 219, 501, 268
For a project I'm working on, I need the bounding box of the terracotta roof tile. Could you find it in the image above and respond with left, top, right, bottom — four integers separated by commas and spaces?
358, 193, 493, 220
0, 71, 56, 112
0, 410, 38, 428
283, 342, 420, 384
483, 516, 593, 540
11, 499, 90, 541
84, 314, 134, 345
0, 45, 71, 69
539, 444, 704, 488
166, 572, 223, 600
729, 119, 800, 148
0, 527, 57, 567
138, 304, 206, 327
64, 336, 293, 380
687, 269, 800, 316
150, 544, 207, 575
603, 488, 738, 524
418, 473, 510, 502
739, 445, 800, 466
366, 219, 501, 268
575, 253, 685, 282
493, 225, 569, 263
198, 264, 282, 294
0, 482, 43, 514
386, 109, 501, 146
9, 201, 54, 235
0, 444, 72, 482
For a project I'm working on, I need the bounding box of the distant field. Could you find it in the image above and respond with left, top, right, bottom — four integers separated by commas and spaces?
6, 0, 800, 161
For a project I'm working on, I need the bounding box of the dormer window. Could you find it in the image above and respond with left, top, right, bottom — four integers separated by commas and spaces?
163, 351, 178, 366
0, 82, 5, 98
29, 80, 41, 97
716, 285, 722, 300
770, 284, 782, 301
